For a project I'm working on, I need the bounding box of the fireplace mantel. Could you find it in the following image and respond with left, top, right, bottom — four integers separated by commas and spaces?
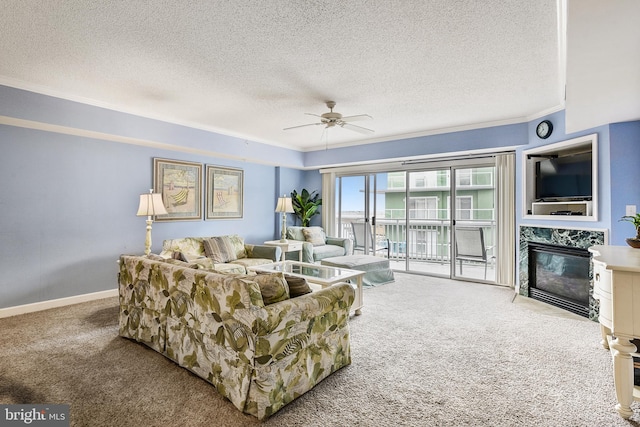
519, 225, 607, 321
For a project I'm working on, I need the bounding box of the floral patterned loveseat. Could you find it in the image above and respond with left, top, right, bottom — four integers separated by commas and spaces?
118, 254, 355, 420
159, 235, 279, 274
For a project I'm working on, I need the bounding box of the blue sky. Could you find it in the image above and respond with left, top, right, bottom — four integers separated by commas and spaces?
339, 174, 388, 212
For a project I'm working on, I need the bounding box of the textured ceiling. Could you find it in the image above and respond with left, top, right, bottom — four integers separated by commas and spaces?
0, 1, 563, 151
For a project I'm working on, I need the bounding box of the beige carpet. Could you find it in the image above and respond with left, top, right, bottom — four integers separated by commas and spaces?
1, 273, 637, 426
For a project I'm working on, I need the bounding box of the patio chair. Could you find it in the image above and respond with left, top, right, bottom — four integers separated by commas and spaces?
454, 226, 494, 279
351, 222, 390, 258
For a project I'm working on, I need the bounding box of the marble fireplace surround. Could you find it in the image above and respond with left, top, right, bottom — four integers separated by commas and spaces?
519, 226, 607, 321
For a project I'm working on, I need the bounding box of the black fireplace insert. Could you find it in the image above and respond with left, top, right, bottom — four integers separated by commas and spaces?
528, 242, 590, 317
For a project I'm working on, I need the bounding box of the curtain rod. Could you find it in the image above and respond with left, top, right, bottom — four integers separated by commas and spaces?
320, 150, 516, 174
401, 150, 514, 166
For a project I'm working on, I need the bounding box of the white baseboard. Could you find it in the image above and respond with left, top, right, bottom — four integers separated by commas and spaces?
0, 289, 119, 319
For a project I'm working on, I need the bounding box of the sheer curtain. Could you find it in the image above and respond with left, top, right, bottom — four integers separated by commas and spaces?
321, 171, 336, 236
495, 153, 516, 287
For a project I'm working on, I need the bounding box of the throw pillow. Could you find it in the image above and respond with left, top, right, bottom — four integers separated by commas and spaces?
203, 236, 238, 264
284, 274, 312, 298
226, 234, 247, 260
172, 251, 188, 262
162, 258, 199, 268
253, 273, 290, 305
302, 227, 326, 247
147, 253, 165, 261
191, 257, 215, 270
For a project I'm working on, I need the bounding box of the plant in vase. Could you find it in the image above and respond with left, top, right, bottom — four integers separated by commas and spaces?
620, 213, 640, 248
291, 189, 322, 227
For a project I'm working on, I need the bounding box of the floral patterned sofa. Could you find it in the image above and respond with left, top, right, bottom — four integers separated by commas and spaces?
118, 254, 355, 420
285, 226, 352, 263
159, 235, 279, 274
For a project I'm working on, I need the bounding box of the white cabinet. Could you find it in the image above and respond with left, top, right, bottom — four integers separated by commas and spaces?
590, 245, 640, 419
592, 259, 612, 336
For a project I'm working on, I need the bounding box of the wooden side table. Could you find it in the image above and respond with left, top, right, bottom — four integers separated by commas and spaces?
263, 240, 303, 262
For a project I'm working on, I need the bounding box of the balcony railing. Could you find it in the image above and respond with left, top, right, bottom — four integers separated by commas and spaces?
339, 217, 496, 263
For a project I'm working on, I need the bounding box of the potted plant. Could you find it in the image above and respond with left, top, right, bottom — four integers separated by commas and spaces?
291, 189, 322, 227
620, 213, 640, 248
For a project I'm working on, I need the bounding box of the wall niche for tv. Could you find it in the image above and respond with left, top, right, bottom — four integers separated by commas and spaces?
522, 133, 598, 221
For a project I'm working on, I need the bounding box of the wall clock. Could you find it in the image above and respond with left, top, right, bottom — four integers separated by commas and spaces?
536, 120, 553, 139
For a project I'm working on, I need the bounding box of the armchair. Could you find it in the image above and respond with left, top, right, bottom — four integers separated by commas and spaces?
286, 226, 352, 263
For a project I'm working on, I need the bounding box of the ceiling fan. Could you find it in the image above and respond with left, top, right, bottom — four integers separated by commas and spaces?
284, 101, 374, 134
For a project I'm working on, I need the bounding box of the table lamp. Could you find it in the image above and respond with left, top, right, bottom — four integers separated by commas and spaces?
275, 195, 294, 242
136, 189, 168, 255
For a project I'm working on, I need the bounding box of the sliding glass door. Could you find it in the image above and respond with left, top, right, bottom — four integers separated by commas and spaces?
404, 168, 451, 274
336, 174, 387, 256
451, 165, 496, 281
333, 159, 497, 283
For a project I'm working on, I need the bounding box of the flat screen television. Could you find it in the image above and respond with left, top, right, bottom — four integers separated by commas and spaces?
535, 152, 592, 201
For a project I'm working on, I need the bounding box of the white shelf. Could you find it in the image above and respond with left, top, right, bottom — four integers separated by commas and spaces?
530, 201, 592, 217
522, 134, 598, 221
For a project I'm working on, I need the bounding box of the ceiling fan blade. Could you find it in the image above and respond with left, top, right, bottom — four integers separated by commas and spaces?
304, 113, 323, 118
283, 122, 324, 131
341, 114, 372, 122
340, 122, 374, 134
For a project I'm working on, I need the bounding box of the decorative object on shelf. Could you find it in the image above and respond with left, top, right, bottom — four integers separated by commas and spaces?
536, 119, 553, 139
205, 165, 244, 219
153, 158, 202, 221
136, 189, 168, 255
620, 213, 640, 248
291, 189, 322, 227
275, 195, 295, 242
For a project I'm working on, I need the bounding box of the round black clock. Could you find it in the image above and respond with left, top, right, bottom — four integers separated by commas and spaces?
536, 120, 553, 139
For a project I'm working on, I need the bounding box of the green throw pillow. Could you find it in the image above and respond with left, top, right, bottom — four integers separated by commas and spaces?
285, 274, 312, 298
253, 273, 290, 305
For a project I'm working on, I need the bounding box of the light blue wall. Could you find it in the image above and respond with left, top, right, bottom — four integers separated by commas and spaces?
1, 84, 636, 309
0, 85, 306, 169
274, 167, 308, 237
516, 110, 612, 232
304, 122, 529, 167
273, 168, 323, 230
609, 121, 640, 244
513, 113, 640, 281
0, 86, 303, 309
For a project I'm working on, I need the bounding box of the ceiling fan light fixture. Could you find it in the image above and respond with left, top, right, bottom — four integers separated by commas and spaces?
283, 101, 373, 134
321, 112, 342, 121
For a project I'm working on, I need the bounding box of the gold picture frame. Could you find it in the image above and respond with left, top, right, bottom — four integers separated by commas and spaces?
153, 158, 202, 221
206, 165, 243, 219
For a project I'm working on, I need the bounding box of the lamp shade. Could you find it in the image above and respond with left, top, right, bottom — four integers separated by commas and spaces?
137, 191, 168, 216
275, 196, 294, 213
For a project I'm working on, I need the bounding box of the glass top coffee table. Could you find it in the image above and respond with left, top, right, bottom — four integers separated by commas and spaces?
248, 261, 364, 315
